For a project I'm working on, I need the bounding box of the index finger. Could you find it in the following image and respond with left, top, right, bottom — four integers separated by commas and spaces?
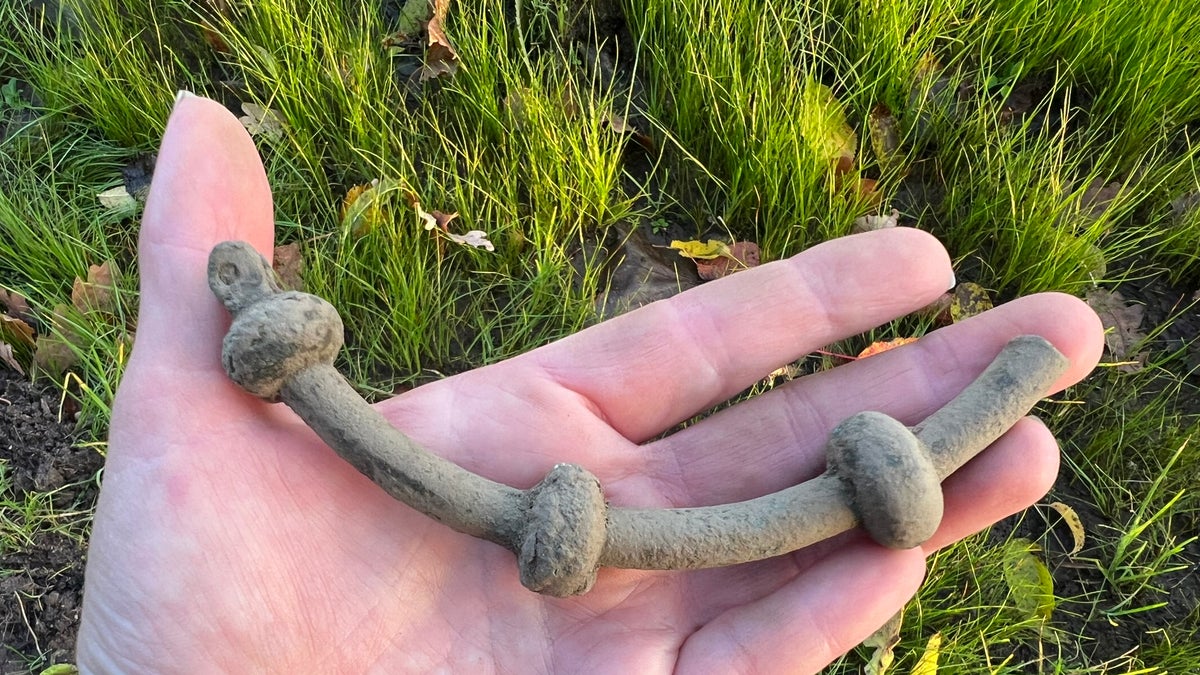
523, 228, 954, 442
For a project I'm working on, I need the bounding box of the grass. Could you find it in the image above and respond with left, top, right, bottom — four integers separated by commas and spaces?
2, 0, 1199, 670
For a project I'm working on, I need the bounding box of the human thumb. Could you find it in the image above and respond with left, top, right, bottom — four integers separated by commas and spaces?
132, 91, 276, 376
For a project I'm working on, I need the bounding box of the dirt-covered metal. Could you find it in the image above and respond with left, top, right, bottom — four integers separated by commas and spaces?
208, 240, 1069, 597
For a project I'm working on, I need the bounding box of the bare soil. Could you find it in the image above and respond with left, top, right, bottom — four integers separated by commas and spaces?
1, 369, 100, 673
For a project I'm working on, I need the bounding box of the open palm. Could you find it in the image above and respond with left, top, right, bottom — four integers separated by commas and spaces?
77, 95, 1103, 673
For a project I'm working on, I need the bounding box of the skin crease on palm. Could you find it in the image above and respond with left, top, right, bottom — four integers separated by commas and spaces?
74, 93, 1104, 674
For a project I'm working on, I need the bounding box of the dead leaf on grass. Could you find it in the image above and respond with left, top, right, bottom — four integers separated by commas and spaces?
342, 178, 402, 237
1079, 179, 1123, 219
857, 336, 918, 359
445, 230, 494, 251
239, 102, 287, 141
0, 289, 33, 325
33, 304, 81, 377
670, 239, 732, 260
421, 0, 459, 82
912, 632, 942, 674
868, 103, 900, 168
71, 262, 120, 315
950, 282, 993, 322
1048, 501, 1086, 556
273, 243, 304, 291
0, 342, 22, 374
862, 609, 902, 675
0, 313, 34, 349
801, 80, 856, 176
1085, 288, 1147, 371
694, 242, 760, 280
604, 110, 655, 151
71, 262, 118, 314
852, 208, 900, 234
97, 186, 137, 211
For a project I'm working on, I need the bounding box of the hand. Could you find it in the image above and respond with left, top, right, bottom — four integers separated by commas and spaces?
77, 94, 1103, 673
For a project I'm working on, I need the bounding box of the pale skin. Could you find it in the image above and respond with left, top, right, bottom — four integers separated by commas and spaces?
76, 94, 1104, 673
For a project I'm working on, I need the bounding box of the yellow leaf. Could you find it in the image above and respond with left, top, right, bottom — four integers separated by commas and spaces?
1001, 538, 1055, 623
670, 239, 732, 260
857, 337, 919, 359
949, 282, 993, 322
801, 79, 856, 174
1049, 501, 1086, 556
910, 632, 941, 675
869, 103, 900, 168
863, 610, 903, 675
341, 178, 402, 237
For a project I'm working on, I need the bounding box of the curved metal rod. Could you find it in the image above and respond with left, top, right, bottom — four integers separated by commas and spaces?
208, 241, 1069, 597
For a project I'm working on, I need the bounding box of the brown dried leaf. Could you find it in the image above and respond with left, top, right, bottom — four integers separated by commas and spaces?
694, 241, 761, 280
71, 262, 119, 315
0, 289, 33, 325
0, 313, 34, 349
273, 243, 304, 292
420, 0, 458, 82
33, 304, 81, 376
1086, 288, 1146, 371
1079, 179, 1123, 220
604, 111, 655, 151
0, 342, 23, 374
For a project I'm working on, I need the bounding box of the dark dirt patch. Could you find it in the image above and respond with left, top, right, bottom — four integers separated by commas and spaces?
1, 368, 100, 672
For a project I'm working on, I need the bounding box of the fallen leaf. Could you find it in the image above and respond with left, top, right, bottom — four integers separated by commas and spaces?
389, 0, 433, 39
200, 23, 231, 54
420, 0, 458, 82
604, 110, 655, 151
857, 336, 918, 359
853, 208, 900, 234
417, 206, 459, 231
869, 103, 900, 168
863, 610, 902, 675
856, 178, 883, 209
0, 342, 23, 374
669, 239, 732, 260
911, 633, 942, 675
0, 288, 33, 326
0, 313, 34, 349
1048, 501, 1086, 556
446, 230, 494, 251
342, 178, 401, 237
33, 305, 80, 376
71, 262, 119, 315
97, 186, 136, 211
949, 282, 993, 322
239, 102, 287, 140
1079, 179, 1123, 220
1085, 288, 1146, 372
1001, 538, 1055, 624
273, 243, 304, 291
694, 241, 761, 280
801, 80, 856, 176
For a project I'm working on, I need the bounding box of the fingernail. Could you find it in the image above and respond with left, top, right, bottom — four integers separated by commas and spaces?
174, 89, 195, 104
947, 270, 957, 290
